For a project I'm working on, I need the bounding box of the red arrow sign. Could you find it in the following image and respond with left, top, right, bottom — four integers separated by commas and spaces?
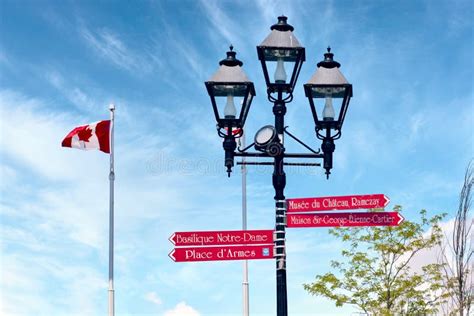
168, 245, 274, 262
287, 194, 390, 213
169, 230, 274, 247
287, 212, 404, 228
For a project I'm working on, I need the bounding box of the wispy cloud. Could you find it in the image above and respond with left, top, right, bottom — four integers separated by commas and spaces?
0, 164, 16, 189
156, 27, 206, 82
145, 291, 163, 305
198, 0, 241, 47
156, 265, 207, 292
0, 50, 9, 66
0, 252, 104, 315
255, 0, 296, 26
44, 70, 104, 113
79, 24, 156, 75
255, 0, 279, 25
0, 89, 223, 247
0, 90, 105, 181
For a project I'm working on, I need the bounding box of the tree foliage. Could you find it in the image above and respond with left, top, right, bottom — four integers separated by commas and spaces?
304, 206, 447, 315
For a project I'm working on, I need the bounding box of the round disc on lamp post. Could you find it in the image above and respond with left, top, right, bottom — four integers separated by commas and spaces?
257, 16, 305, 94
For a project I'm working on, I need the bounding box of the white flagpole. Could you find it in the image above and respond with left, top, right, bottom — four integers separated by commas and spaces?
241, 131, 249, 316
108, 104, 115, 316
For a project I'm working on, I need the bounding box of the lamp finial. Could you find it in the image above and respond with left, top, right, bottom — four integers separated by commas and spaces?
317, 47, 340, 68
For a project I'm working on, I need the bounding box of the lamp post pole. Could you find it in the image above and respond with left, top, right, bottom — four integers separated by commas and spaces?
273, 91, 288, 316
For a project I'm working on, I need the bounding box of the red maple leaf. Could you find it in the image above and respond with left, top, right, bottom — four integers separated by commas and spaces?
77, 127, 93, 142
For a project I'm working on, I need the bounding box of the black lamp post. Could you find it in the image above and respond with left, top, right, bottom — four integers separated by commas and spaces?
256, 16, 306, 316
205, 17, 352, 316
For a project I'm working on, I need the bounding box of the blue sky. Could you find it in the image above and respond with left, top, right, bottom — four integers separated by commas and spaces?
0, 0, 472, 315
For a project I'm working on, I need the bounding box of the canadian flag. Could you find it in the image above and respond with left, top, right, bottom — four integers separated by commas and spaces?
61, 120, 111, 153
224, 127, 242, 136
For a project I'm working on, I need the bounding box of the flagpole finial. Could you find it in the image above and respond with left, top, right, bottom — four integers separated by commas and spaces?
109, 104, 115, 111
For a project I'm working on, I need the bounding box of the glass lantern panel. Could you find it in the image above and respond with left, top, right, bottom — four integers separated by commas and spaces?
211, 84, 248, 97
215, 92, 249, 119
310, 86, 346, 98
312, 93, 344, 122
264, 59, 295, 84
263, 48, 299, 62
241, 91, 253, 118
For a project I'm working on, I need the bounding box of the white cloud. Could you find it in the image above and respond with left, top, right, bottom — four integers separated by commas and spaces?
0, 164, 16, 188
255, 0, 296, 28
44, 70, 104, 113
79, 25, 156, 75
255, 0, 279, 26
0, 88, 248, 315
199, 0, 240, 47
0, 253, 104, 315
399, 217, 473, 314
1, 91, 197, 248
435, 218, 473, 275
80, 26, 131, 68
0, 90, 106, 182
145, 291, 162, 306
170, 37, 205, 82
157, 265, 206, 292
164, 301, 200, 316
0, 50, 9, 66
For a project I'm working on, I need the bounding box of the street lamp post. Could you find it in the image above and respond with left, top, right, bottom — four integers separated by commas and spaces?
205, 16, 352, 316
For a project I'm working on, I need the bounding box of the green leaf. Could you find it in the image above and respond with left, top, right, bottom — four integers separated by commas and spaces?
303, 208, 447, 315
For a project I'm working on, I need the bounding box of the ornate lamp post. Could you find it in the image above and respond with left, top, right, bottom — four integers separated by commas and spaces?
255, 16, 305, 316
205, 16, 352, 316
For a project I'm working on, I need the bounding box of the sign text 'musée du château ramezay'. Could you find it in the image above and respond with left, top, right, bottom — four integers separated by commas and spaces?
286, 194, 390, 213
